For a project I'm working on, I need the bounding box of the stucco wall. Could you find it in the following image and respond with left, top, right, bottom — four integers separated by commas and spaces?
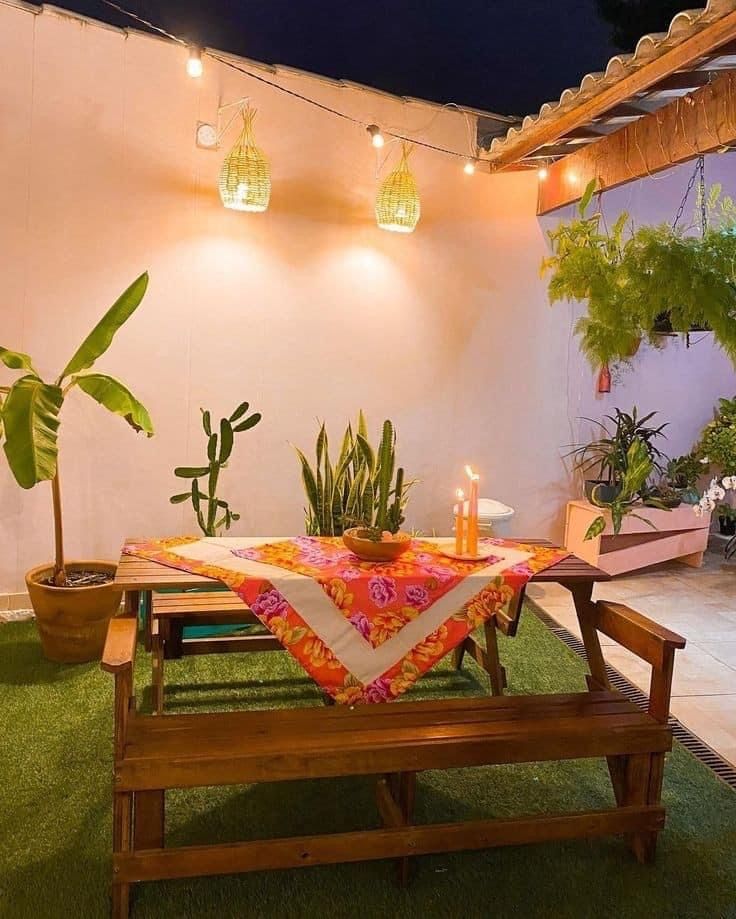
1, 3, 734, 593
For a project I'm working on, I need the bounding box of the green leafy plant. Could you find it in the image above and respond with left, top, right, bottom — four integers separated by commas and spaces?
697, 396, 736, 476
293, 412, 414, 537
170, 402, 261, 536
567, 407, 667, 488
717, 504, 736, 523
665, 453, 701, 490
585, 439, 659, 539
542, 179, 736, 371
0, 273, 153, 585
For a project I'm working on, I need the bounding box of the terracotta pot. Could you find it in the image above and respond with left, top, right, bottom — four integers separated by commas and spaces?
342, 528, 411, 562
25, 560, 122, 663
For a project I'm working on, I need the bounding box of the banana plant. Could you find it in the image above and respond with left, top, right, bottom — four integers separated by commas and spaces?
170, 401, 261, 536
0, 273, 153, 585
293, 412, 414, 537
585, 438, 666, 540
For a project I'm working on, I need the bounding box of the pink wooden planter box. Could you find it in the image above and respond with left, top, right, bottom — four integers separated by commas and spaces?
564, 500, 712, 577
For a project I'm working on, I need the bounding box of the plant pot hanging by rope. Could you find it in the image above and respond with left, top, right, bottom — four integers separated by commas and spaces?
219, 106, 271, 213
376, 143, 420, 233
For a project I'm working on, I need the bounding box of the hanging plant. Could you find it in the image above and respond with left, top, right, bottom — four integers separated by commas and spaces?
541, 176, 736, 372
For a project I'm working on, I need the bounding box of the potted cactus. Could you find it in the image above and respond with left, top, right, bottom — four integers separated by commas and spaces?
0, 273, 153, 662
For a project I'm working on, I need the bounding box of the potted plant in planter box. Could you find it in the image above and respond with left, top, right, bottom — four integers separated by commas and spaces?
567, 407, 668, 503
0, 273, 153, 662
664, 453, 702, 505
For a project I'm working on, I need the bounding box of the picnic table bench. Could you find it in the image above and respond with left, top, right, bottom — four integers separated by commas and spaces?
103, 597, 685, 917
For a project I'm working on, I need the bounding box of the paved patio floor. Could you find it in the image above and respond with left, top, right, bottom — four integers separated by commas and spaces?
528, 542, 736, 767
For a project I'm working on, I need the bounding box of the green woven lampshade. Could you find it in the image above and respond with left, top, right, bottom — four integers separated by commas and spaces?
376, 144, 420, 233
219, 108, 271, 213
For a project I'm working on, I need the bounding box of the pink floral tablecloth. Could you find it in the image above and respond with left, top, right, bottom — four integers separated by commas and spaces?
125, 536, 568, 704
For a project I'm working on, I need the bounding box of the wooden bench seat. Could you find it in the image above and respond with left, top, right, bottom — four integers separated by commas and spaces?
149, 590, 282, 713
119, 692, 669, 791
103, 600, 685, 917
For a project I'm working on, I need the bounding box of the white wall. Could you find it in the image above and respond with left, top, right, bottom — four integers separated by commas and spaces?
1, 3, 734, 593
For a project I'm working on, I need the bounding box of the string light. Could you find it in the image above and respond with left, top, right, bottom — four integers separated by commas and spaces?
463, 158, 476, 175
186, 46, 203, 78
538, 166, 549, 181
567, 170, 580, 185
367, 125, 385, 149
100, 0, 490, 167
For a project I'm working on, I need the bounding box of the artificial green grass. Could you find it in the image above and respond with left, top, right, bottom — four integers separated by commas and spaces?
1, 610, 735, 919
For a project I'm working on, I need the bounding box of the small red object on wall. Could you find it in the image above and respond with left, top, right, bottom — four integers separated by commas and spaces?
597, 363, 611, 393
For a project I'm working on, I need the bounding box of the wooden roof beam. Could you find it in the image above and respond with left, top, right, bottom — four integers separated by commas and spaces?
537, 68, 736, 215
488, 11, 736, 168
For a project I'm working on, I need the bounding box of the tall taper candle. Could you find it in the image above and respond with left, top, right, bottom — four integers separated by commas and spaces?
465, 466, 479, 556
455, 489, 466, 556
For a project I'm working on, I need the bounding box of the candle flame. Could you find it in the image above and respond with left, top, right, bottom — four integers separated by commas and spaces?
464, 465, 479, 481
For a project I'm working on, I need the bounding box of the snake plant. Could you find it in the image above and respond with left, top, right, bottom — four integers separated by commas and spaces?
294, 412, 413, 536
0, 273, 153, 585
170, 402, 262, 536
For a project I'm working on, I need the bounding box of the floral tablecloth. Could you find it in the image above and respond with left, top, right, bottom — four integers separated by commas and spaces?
125, 536, 568, 704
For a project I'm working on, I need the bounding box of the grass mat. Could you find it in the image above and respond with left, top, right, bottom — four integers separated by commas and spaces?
1, 608, 734, 919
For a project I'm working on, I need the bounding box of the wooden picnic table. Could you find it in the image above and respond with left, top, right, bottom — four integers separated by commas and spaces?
114, 536, 614, 703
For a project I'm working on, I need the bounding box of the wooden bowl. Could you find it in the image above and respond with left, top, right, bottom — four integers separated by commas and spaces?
342, 528, 412, 562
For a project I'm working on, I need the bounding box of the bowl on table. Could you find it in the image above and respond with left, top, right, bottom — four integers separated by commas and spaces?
342, 528, 412, 562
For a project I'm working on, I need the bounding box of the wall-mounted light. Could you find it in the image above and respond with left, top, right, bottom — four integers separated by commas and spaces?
186, 46, 203, 78
219, 106, 271, 213
367, 124, 385, 148
376, 143, 420, 233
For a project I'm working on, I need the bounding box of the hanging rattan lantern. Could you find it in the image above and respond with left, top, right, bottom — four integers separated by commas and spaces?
219, 107, 271, 213
376, 143, 420, 233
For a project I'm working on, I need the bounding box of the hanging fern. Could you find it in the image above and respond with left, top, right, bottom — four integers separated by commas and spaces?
542, 179, 736, 370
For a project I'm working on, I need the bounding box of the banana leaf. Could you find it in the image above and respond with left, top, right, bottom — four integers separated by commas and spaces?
73, 373, 153, 436
2, 376, 64, 488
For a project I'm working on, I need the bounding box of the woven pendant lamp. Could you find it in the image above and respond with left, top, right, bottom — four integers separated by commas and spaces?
376, 143, 420, 233
219, 107, 271, 213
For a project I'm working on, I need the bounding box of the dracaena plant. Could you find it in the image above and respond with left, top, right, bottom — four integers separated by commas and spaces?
585, 439, 661, 540
0, 273, 153, 585
170, 401, 262, 536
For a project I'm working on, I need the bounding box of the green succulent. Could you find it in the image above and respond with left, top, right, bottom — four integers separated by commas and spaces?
170, 401, 261, 536
294, 412, 414, 537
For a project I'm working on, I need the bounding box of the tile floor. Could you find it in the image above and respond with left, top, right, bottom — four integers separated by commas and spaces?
528, 542, 736, 766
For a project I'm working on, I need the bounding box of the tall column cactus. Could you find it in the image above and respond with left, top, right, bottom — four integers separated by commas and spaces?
171, 401, 261, 536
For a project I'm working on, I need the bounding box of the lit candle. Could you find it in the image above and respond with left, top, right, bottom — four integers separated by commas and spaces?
465, 465, 480, 556
455, 489, 465, 555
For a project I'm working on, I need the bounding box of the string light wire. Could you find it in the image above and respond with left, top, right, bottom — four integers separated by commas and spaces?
99, 0, 487, 164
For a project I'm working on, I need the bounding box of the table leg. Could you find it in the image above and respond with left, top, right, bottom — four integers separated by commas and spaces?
152, 619, 165, 715
566, 580, 611, 691
484, 620, 507, 696
123, 589, 139, 619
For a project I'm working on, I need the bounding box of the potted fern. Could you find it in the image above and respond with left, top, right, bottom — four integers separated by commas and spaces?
542, 180, 736, 376
0, 273, 153, 662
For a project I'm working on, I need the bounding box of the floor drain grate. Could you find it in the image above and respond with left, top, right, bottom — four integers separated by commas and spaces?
529, 600, 736, 791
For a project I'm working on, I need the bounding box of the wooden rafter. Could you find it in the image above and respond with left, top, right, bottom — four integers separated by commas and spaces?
537, 68, 736, 214
487, 11, 736, 168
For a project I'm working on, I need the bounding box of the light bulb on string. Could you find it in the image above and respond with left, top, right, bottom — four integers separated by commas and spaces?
538, 166, 549, 181
463, 158, 476, 175
186, 46, 203, 78
367, 124, 385, 149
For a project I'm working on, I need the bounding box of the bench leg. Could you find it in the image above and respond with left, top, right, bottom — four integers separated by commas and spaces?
134, 790, 165, 850
622, 753, 658, 864
396, 772, 417, 886
112, 791, 133, 919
